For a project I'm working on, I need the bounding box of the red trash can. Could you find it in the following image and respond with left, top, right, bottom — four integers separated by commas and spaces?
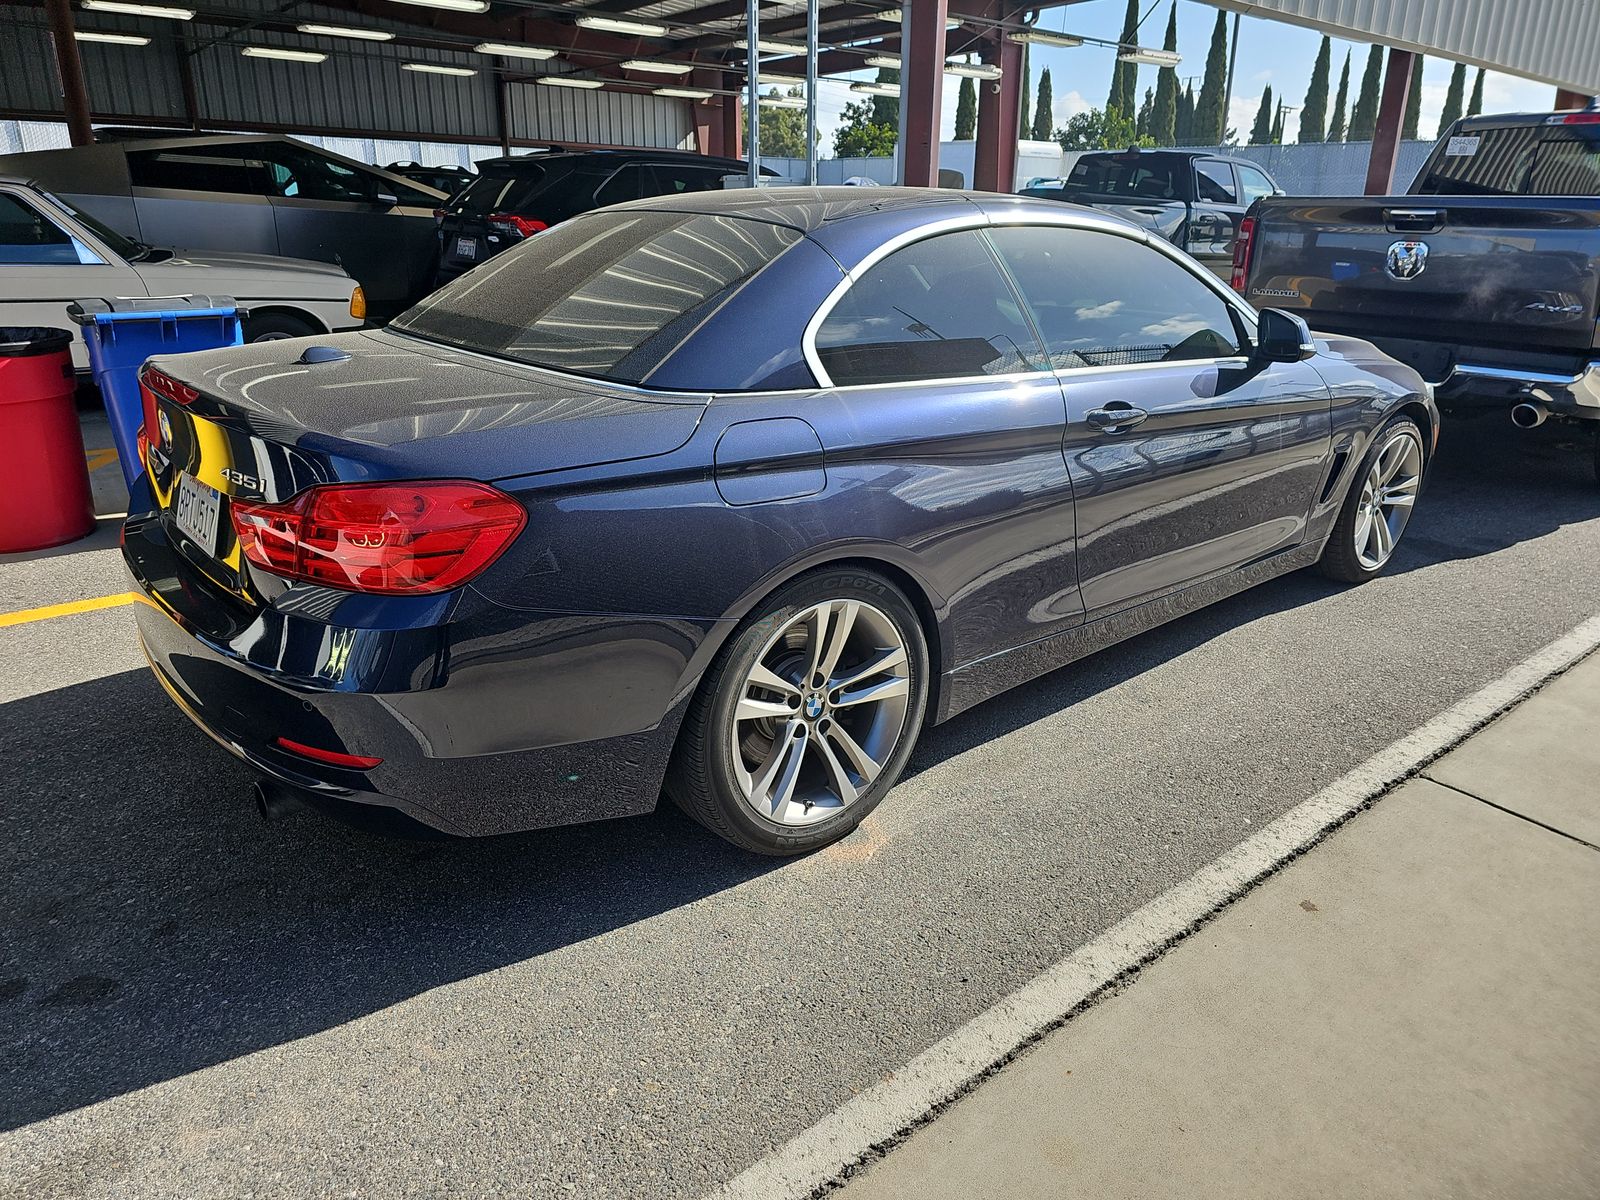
0, 327, 95, 553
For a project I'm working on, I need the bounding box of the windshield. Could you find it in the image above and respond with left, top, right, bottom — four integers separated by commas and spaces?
394, 209, 802, 384
41, 190, 143, 259
1414, 124, 1600, 196
1063, 155, 1180, 199
454, 167, 546, 214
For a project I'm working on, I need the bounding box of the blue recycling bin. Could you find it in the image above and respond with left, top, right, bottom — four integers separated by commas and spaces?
68, 296, 245, 508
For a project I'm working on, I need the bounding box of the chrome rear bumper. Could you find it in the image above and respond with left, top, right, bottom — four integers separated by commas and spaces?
1437, 361, 1600, 420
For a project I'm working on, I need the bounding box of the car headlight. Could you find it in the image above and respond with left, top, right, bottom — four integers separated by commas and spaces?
349, 285, 366, 321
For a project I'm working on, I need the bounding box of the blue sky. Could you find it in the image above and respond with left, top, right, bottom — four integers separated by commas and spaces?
816, 0, 1559, 148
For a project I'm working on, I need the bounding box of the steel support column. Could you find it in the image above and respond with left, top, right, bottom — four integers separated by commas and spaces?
972, 33, 1021, 192
692, 68, 723, 155
723, 87, 743, 160
901, 0, 949, 187
1363, 48, 1415, 196
804, 0, 819, 185
44, 0, 93, 146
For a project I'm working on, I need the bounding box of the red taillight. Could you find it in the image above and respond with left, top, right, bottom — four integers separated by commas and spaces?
231, 480, 526, 596
140, 364, 198, 404
1556, 111, 1600, 124
139, 380, 159, 450
273, 736, 383, 770
486, 213, 548, 239
1230, 215, 1257, 295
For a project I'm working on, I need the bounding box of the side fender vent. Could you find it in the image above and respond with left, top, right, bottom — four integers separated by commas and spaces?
1319, 448, 1351, 505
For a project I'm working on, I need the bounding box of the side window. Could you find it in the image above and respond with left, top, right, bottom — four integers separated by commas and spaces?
988, 225, 1245, 368
594, 164, 651, 208
1194, 160, 1238, 203
646, 163, 724, 196
1237, 164, 1276, 206
128, 148, 268, 196
253, 145, 373, 203
0, 193, 79, 264
814, 229, 1042, 386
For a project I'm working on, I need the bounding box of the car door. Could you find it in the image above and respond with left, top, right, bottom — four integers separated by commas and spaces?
1190, 158, 1242, 267
987, 223, 1331, 621
804, 226, 1082, 667
124, 144, 281, 257
0, 187, 145, 369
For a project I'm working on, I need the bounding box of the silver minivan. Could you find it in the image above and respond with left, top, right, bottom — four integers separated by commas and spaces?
0, 134, 445, 321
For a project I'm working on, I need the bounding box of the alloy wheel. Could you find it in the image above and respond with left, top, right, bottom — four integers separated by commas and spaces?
729, 599, 912, 827
1354, 428, 1422, 570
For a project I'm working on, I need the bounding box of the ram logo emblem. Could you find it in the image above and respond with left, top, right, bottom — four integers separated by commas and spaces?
1385, 240, 1428, 281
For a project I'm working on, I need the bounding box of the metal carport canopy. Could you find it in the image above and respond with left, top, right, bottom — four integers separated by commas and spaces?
1211, 0, 1600, 95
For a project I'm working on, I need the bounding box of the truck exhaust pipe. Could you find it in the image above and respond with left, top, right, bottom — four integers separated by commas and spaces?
253, 779, 309, 822
1511, 402, 1548, 429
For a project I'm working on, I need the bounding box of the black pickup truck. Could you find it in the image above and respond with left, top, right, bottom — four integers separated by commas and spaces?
1235, 110, 1600, 480
1022, 149, 1281, 276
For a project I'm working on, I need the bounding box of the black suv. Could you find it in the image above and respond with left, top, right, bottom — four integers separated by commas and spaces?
433, 148, 763, 283
387, 161, 475, 197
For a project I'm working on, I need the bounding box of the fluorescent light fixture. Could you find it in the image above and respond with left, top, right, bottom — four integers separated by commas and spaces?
388, 0, 487, 11
1117, 46, 1181, 67
75, 30, 150, 44
575, 15, 668, 37
945, 62, 1002, 80
297, 23, 394, 41
879, 9, 959, 29
654, 86, 713, 99
619, 59, 693, 75
538, 76, 605, 89
864, 54, 900, 68
759, 95, 806, 109
736, 38, 808, 56
403, 62, 477, 76
1007, 30, 1083, 49
242, 46, 327, 63
81, 0, 192, 19
850, 82, 899, 96
475, 42, 557, 60
747, 73, 806, 88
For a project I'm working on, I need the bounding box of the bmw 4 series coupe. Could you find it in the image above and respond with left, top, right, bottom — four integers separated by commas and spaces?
124, 188, 1437, 856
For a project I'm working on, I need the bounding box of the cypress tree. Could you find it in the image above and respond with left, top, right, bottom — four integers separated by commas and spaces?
870, 67, 899, 128
1176, 81, 1195, 144
1019, 52, 1031, 139
1270, 104, 1284, 144
1150, 3, 1179, 146
1299, 36, 1331, 142
1327, 50, 1351, 142
1136, 86, 1154, 138
1194, 11, 1230, 146
1437, 62, 1466, 136
1467, 67, 1485, 116
1249, 87, 1274, 145
1107, 0, 1140, 119
1033, 68, 1054, 142
954, 75, 977, 139
1348, 45, 1384, 140
1402, 55, 1424, 139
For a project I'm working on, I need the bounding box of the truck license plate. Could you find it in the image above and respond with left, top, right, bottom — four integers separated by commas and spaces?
173, 472, 222, 555
455, 236, 477, 260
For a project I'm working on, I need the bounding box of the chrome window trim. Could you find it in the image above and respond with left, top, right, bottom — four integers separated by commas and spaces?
802, 209, 1262, 391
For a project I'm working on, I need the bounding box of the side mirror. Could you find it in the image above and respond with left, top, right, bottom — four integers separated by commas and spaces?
373, 191, 399, 208
1254, 307, 1316, 362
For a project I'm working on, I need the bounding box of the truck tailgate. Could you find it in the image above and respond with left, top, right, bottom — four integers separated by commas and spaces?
1245, 197, 1600, 358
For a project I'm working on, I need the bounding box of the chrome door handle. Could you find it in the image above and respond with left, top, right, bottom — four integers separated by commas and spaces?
1086, 405, 1149, 433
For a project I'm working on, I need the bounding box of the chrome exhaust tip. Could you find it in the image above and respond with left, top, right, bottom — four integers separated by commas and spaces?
1511, 402, 1548, 429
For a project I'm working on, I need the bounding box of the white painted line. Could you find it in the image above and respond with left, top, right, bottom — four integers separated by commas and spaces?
712, 613, 1600, 1200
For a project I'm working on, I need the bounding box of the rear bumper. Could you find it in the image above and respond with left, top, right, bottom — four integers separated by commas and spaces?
1433, 361, 1600, 421
122, 513, 694, 837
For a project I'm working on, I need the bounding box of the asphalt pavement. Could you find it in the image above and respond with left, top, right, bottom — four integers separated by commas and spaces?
2, 414, 1599, 1199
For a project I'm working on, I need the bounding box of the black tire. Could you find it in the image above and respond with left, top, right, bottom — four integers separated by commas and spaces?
243, 312, 319, 343
1318, 416, 1424, 584
666, 567, 930, 856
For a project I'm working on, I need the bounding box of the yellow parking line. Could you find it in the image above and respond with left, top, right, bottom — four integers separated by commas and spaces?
85, 448, 121, 472
0, 593, 136, 628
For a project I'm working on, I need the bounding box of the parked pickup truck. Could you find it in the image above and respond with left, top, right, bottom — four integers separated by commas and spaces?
1021, 149, 1282, 275
1234, 110, 1600, 480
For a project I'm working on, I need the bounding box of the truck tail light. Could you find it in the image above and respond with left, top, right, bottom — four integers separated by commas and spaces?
1230, 215, 1256, 295
486, 213, 548, 239
231, 480, 527, 595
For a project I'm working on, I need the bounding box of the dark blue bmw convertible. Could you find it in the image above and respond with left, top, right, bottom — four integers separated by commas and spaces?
124, 187, 1436, 855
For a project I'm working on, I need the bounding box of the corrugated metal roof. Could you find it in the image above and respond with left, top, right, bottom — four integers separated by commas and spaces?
1215, 0, 1600, 94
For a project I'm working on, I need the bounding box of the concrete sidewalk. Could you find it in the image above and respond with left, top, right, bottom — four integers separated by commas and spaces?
840, 653, 1600, 1200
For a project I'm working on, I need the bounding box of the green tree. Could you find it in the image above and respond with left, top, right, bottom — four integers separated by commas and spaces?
753, 87, 812, 157
1055, 105, 1151, 151
1150, 3, 1179, 146
1249, 86, 1274, 145
870, 66, 899, 129
1437, 61, 1466, 136
1136, 87, 1155, 138
1270, 103, 1285, 144
833, 98, 896, 157
1033, 67, 1054, 141
1106, 0, 1140, 119
1348, 45, 1384, 140
1176, 81, 1195, 143
1467, 67, 1485, 116
1299, 36, 1331, 142
1193, 10, 1230, 145
1019, 52, 1031, 138
1402, 54, 1424, 139
954, 74, 977, 139
1327, 50, 1351, 141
